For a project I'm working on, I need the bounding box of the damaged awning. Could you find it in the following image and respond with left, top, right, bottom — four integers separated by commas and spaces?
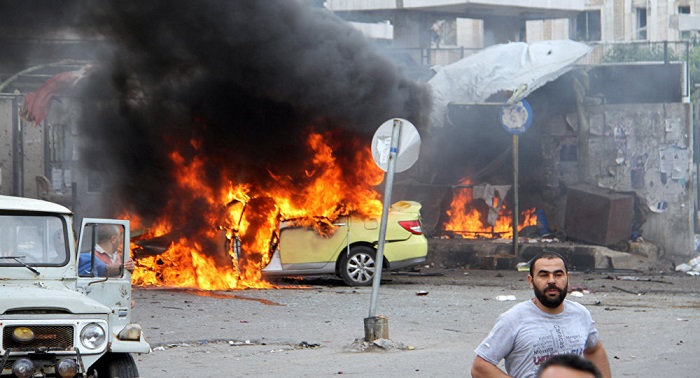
427, 39, 592, 129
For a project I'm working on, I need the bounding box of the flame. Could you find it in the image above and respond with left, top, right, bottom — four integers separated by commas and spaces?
129, 129, 384, 290
443, 179, 536, 239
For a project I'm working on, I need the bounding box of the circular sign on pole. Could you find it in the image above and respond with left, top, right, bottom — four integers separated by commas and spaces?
500, 100, 532, 135
371, 118, 421, 173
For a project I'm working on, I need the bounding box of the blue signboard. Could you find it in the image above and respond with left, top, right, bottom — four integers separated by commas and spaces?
500, 100, 532, 135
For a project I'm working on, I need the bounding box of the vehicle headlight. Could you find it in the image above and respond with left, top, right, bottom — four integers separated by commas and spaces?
80, 323, 106, 349
56, 358, 79, 378
12, 358, 35, 378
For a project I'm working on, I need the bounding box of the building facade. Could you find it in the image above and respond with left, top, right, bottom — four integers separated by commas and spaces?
327, 0, 700, 47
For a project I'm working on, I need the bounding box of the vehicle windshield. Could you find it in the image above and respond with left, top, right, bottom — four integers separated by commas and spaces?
0, 214, 69, 266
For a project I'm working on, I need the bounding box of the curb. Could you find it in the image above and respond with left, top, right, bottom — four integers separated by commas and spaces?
425, 239, 660, 272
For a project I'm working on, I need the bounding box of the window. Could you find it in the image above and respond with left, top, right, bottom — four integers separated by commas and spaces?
0, 215, 68, 266
576, 10, 601, 41
679, 6, 691, 39
636, 8, 647, 40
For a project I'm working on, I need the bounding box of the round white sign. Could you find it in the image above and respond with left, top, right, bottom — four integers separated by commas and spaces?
371, 118, 421, 173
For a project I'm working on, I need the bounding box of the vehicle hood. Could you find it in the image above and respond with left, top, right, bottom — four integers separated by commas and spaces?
0, 283, 110, 314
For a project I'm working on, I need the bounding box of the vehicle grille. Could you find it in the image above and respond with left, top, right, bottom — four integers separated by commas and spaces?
2, 325, 74, 351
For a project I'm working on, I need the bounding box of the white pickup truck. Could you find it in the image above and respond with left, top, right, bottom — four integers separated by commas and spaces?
0, 195, 149, 378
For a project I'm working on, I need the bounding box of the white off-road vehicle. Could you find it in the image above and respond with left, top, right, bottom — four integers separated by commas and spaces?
0, 195, 149, 377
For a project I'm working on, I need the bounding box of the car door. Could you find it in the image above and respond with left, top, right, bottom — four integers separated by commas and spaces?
279, 217, 350, 268
76, 218, 134, 329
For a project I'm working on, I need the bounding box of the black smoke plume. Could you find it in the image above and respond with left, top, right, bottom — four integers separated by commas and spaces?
71, 0, 431, 222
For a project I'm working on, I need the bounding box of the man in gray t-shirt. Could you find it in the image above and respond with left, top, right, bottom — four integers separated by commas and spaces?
471, 252, 611, 378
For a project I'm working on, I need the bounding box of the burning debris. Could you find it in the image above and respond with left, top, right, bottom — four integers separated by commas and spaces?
443, 179, 536, 239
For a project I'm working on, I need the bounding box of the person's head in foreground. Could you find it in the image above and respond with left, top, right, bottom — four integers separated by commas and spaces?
537, 354, 602, 378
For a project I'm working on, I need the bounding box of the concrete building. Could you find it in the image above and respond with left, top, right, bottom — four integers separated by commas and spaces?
534, 0, 700, 43
327, 0, 700, 52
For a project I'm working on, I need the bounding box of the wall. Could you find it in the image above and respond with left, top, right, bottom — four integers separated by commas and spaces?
0, 97, 13, 195
545, 99, 695, 259
587, 102, 694, 259
22, 113, 44, 199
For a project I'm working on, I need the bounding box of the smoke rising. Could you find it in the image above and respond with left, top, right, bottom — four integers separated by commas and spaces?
71, 0, 431, 221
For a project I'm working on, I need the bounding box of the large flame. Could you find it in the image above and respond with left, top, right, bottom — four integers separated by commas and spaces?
130, 129, 384, 290
443, 179, 535, 239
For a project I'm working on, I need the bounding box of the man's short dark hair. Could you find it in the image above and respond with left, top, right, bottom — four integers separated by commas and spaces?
529, 251, 569, 276
537, 354, 601, 378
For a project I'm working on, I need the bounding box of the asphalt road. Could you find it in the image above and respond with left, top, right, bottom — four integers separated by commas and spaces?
130, 267, 700, 377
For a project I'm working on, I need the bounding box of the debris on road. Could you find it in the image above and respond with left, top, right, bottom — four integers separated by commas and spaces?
344, 338, 414, 352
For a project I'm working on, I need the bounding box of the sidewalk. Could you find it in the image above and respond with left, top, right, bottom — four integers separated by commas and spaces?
426, 238, 663, 272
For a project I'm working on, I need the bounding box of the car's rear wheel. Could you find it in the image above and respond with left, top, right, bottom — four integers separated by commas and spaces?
340, 246, 376, 286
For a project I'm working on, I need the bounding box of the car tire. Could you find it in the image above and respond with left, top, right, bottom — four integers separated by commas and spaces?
340, 246, 376, 286
92, 352, 139, 378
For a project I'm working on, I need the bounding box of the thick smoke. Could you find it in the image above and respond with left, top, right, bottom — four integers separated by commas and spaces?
71, 0, 431, 221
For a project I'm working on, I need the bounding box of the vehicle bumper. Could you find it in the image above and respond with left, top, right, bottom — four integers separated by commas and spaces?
383, 235, 428, 269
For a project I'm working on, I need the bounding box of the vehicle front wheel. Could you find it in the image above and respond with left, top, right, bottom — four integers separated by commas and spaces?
339, 246, 376, 286
91, 352, 139, 378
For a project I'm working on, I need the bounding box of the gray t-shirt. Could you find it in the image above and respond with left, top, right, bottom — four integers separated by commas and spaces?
474, 299, 599, 378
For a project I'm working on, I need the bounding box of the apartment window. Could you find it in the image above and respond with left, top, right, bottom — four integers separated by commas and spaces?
636, 8, 647, 40
576, 10, 601, 41
679, 6, 691, 39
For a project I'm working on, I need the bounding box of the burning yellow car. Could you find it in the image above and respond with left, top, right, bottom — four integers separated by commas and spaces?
262, 201, 428, 286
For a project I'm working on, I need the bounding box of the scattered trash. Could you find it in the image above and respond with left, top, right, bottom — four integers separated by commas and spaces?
415, 290, 429, 296
344, 338, 412, 352
620, 276, 641, 281
675, 263, 692, 273
613, 286, 645, 295
516, 262, 529, 272
570, 291, 584, 298
606, 275, 672, 284
569, 285, 590, 293
675, 255, 700, 275
495, 295, 516, 301
297, 341, 321, 349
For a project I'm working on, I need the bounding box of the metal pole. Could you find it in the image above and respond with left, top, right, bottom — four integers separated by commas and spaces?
512, 134, 519, 256
368, 119, 401, 318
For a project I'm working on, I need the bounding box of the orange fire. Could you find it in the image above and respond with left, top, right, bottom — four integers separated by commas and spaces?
129, 129, 384, 290
444, 179, 536, 239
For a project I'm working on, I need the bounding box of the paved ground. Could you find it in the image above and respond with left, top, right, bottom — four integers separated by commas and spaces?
130, 267, 700, 377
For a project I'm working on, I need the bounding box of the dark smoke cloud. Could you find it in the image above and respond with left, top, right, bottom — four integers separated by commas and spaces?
71, 0, 431, 220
